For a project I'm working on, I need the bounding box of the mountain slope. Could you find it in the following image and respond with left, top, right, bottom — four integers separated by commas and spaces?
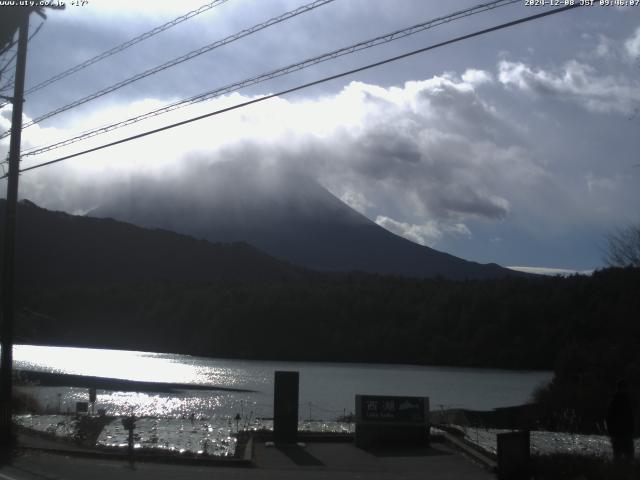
0, 199, 302, 288
91, 162, 516, 280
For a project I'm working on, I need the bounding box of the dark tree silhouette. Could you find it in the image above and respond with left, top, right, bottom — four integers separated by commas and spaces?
604, 224, 640, 268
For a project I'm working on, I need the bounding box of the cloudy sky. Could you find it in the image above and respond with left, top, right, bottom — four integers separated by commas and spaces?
0, 0, 639, 274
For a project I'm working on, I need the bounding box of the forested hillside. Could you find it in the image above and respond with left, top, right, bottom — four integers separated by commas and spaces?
17, 268, 640, 372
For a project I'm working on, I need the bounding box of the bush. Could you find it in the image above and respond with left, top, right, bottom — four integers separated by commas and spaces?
13, 388, 40, 413
532, 341, 640, 434
532, 453, 640, 480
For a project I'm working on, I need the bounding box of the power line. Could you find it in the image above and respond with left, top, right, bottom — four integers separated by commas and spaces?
0, 0, 336, 140
0, 75, 15, 94
19, 0, 519, 159
27, 21, 45, 46
0, 49, 18, 80
0, 74, 15, 94
0, 21, 43, 98
0, 0, 231, 105
6, 3, 581, 179
0, 40, 16, 59
0, 21, 42, 86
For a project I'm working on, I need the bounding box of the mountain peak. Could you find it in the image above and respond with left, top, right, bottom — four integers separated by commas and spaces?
90, 161, 516, 280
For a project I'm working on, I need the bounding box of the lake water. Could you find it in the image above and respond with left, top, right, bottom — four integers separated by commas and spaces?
12, 344, 552, 455
14, 344, 551, 419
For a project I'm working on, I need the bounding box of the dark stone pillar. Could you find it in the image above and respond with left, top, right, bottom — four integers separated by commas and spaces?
497, 430, 530, 480
273, 371, 299, 444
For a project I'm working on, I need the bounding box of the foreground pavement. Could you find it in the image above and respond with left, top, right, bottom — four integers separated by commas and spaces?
0, 441, 494, 480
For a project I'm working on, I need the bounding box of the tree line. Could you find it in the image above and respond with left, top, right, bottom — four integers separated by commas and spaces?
15, 266, 640, 432
16, 266, 639, 370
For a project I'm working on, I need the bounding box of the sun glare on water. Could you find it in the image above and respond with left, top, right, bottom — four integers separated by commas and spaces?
13, 344, 212, 385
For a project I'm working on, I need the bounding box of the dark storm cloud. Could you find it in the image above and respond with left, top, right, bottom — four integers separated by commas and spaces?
436, 186, 509, 220
286, 75, 517, 223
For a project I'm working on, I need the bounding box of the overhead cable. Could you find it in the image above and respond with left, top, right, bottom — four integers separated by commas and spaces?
0, 49, 18, 80
0, 21, 43, 90
0, 40, 16, 59
0, 0, 336, 139
19, 0, 518, 158
0, 0, 231, 106
0, 73, 16, 94
7, 3, 581, 179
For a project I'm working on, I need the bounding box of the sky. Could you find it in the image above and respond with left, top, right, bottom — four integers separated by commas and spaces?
0, 0, 638, 274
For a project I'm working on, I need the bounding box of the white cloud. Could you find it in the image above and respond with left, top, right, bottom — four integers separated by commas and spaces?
580, 33, 624, 62
507, 266, 593, 276
498, 59, 640, 115
6, 73, 528, 235
375, 215, 470, 247
338, 190, 373, 214
461, 69, 493, 85
625, 26, 640, 59
585, 172, 617, 193
310, 76, 524, 224
595, 35, 611, 58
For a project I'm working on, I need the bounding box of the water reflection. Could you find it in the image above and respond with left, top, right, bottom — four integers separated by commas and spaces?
17, 386, 263, 419
15, 344, 551, 413
15, 345, 217, 385
98, 417, 238, 456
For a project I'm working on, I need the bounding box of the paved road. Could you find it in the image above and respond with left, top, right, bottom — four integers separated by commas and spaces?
0, 442, 494, 480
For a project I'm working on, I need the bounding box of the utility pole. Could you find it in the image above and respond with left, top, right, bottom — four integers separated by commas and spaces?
0, 9, 30, 453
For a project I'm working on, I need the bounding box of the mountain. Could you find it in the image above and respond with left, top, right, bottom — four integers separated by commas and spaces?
0, 199, 302, 289
90, 161, 516, 280
3, 197, 636, 373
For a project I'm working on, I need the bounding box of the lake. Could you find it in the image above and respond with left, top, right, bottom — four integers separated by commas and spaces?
12, 344, 557, 455
14, 344, 551, 420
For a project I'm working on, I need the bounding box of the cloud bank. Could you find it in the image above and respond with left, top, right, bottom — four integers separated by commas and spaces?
4, 68, 527, 246
498, 59, 640, 115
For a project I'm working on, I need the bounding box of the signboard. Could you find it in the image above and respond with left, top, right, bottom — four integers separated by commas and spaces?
355, 394, 430, 449
359, 395, 426, 423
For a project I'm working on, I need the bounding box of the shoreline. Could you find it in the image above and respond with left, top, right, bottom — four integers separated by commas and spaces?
16, 342, 554, 374
15, 369, 256, 393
